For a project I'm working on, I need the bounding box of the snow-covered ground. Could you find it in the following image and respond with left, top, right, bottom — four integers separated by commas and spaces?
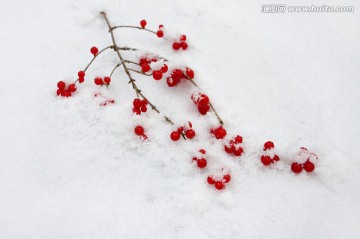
1, 0, 359, 238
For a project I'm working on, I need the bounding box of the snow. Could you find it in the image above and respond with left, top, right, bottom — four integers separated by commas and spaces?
0, 0, 360, 238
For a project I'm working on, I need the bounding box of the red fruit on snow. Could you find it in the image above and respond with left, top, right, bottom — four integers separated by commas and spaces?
156, 30, 164, 38
166, 77, 179, 87
90, 46, 98, 56
215, 181, 225, 190
211, 126, 227, 139
223, 174, 231, 183
104, 77, 111, 84
172, 42, 181, 50
56, 89, 61, 96
291, 162, 303, 174
160, 64, 168, 73
185, 129, 196, 139
234, 135, 243, 144
140, 19, 147, 28
261, 155, 272, 166
199, 149, 206, 154
133, 98, 142, 108
94, 77, 104, 86
224, 145, 234, 154
152, 70, 163, 80
207, 176, 215, 185
68, 83, 77, 93
57, 81, 66, 90
273, 155, 280, 162
141, 106, 147, 113
141, 63, 151, 73
234, 147, 243, 156
185, 68, 194, 79
198, 95, 209, 106
180, 41, 188, 50
142, 99, 148, 106
197, 158, 207, 168
303, 160, 315, 172
78, 71, 85, 78
170, 131, 181, 141
134, 126, 144, 136
198, 104, 210, 115
172, 69, 183, 81
180, 34, 187, 41
78, 77, 84, 83
264, 141, 275, 150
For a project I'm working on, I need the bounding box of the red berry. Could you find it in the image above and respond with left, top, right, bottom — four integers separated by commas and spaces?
198, 95, 209, 106
142, 99, 148, 106
133, 108, 141, 115
134, 126, 144, 136
180, 42, 188, 50
172, 69, 183, 81
207, 176, 215, 184
185, 129, 196, 139
64, 90, 71, 97
234, 147, 243, 156
172, 42, 180, 50
223, 174, 231, 183
133, 98, 142, 108
197, 158, 207, 168
177, 127, 184, 134
152, 70, 163, 80
212, 126, 226, 139
185, 68, 194, 79
234, 135, 243, 144
161, 64, 168, 73
261, 155, 272, 166
57, 81, 66, 90
140, 19, 147, 28
166, 77, 178, 87
291, 162, 303, 173
56, 89, 62, 96
139, 57, 148, 66
264, 141, 275, 150
180, 34, 187, 41
94, 77, 104, 86
199, 149, 206, 154
78, 71, 85, 78
141, 63, 151, 73
215, 181, 225, 190
304, 161, 315, 172
198, 104, 210, 115
170, 131, 180, 141
141, 106, 147, 113
68, 83, 77, 93
78, 77, 84, 83
273, 155, 280, 162
90, 46, 98, 56
156, 30, 164, 38
224, 145, 234, 154
104, 77, 111, 84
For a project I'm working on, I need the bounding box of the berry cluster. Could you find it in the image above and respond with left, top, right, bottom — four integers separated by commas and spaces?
260, 141, 280, 166
191, 92, 210, 115
291, 147, 318, 173
211, 126, 227, 139
207, 169, 231, 190
56, 81, 77, 97
192, 149, 207, 169
94, 76, 111, 86
172, 35, 188, 51
166, 67, 194, 87
224, 135, 244, 157
170, 122, 196, 141
138, 56, 168, 81
132, 98, 148, 115
134, 125, 147, 140
78, 71, 85, 83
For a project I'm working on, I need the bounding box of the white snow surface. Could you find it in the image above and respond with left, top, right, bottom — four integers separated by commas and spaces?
1, 0, 360, 238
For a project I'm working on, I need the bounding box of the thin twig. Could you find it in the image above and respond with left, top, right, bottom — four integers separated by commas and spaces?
129, 68, 152, 76
101, 11, 175, 125
124, 60, 140, 66
111, 25, 168, 40
109, 63, 122, 77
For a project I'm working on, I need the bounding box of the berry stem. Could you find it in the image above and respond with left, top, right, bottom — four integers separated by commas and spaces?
101, 11, 175, 125
109, 63, 122, 77
111, 25, 168, 40
128, 68, 152, 76
185, 76, 224, 126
